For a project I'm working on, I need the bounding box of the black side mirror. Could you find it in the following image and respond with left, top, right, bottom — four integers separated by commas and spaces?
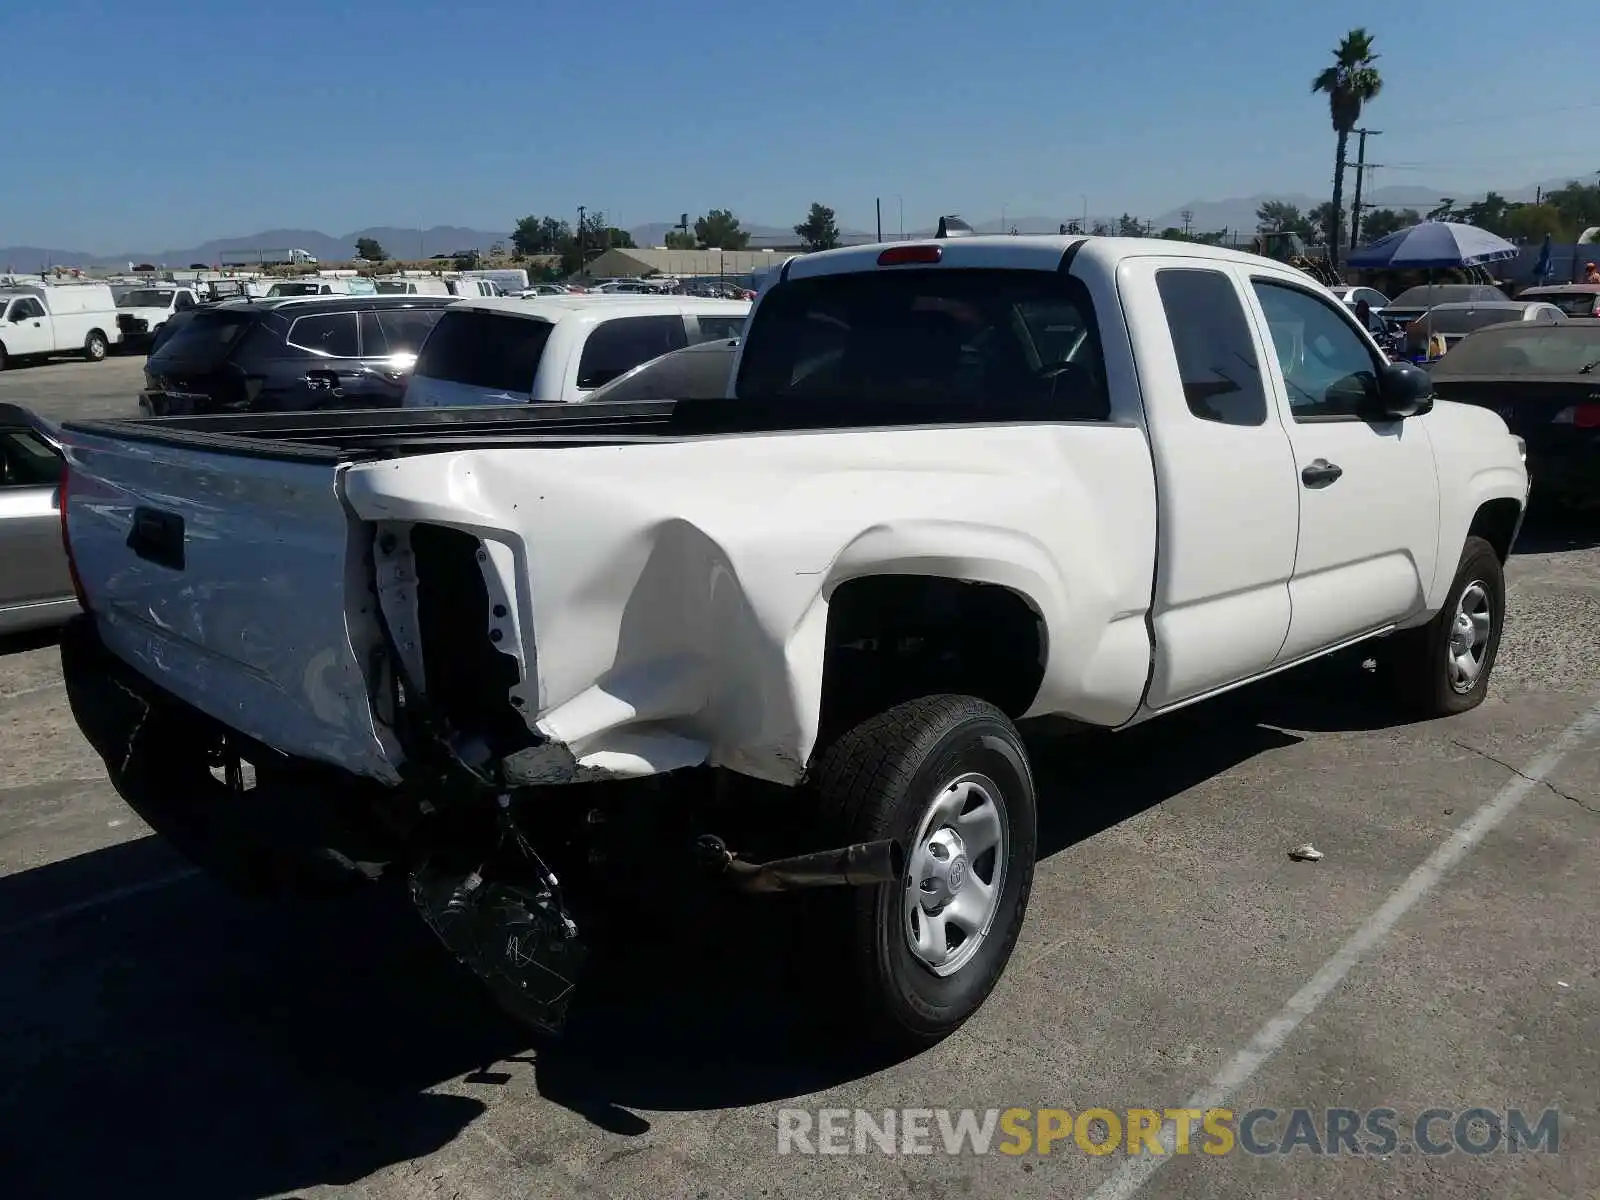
1373, 360, 1434, 419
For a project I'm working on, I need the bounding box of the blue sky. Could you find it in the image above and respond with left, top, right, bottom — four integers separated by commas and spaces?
2, 0, 1592, 252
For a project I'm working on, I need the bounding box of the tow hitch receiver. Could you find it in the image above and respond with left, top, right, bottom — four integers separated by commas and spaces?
696, 834, 904, 893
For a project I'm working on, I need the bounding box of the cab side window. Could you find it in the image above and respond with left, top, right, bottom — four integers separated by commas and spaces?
1155, 268, 1267, 426
1252, 280, 1380, 421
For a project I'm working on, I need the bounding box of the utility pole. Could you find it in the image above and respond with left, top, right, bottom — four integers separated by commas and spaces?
876, 197, 882, 242
576, 205, 586, 272
1181, 209, 1194, 237
1349, 128, 1382, 249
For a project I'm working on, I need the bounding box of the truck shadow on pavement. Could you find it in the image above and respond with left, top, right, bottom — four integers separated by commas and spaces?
0, 662, 1427, 1193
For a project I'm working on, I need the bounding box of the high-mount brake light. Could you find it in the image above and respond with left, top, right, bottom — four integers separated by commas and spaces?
877, 244, 943, 267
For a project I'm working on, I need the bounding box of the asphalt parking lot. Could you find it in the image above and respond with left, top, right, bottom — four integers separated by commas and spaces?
2, 355, 1598, 1199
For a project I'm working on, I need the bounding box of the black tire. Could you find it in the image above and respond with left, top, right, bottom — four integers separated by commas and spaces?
1387, 535, 1505, 717
83, 330, 108, 362
0, 344, 7, 372
807, 694, 1037, 1049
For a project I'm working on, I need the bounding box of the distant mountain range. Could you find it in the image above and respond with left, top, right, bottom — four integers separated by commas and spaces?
2, 177, 1587, 273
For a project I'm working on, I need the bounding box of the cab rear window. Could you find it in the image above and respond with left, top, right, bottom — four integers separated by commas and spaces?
412, 310, 553, 393
734, 268, 1109, 419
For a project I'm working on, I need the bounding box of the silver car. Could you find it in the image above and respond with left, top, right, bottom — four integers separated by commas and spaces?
0, 404, 77, 634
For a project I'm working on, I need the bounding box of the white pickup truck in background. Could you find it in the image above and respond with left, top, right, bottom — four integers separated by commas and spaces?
114, 285, 200, 350
0, 281, 121, 369
55, 234, 1527, 1048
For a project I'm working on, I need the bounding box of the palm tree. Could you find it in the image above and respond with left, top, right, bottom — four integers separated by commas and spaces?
1312, 29, 1383, 271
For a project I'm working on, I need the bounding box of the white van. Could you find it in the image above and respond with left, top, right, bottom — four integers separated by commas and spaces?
404, 296, 750, 406
447, 277, 504, 298
374, 276, 453, 296
262, 277, 376, 298
0, 282, 121, 367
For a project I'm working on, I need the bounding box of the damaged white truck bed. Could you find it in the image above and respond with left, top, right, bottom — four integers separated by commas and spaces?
55, 235, 1529, 1047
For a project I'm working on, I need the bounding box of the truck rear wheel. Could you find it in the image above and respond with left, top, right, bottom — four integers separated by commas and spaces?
807, 695, 1037, 1049
83, 331, 108, 362
1386, 535, 1505, 717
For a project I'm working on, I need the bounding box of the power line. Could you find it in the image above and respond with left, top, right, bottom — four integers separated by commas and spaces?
1397, 100, 1600, 132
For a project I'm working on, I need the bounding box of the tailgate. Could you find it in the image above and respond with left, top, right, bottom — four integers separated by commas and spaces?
60, 429, 400, 783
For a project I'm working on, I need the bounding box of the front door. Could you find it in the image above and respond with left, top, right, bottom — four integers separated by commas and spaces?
4, 298, 52, 356
1244, 274, 1441, 662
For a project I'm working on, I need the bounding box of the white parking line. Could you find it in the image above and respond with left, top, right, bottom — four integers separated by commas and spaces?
0, 868, 201, 939
1087, 696, 1600, 1200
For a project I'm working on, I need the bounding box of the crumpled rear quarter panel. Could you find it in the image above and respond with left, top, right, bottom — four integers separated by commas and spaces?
340, 423, 1156, 784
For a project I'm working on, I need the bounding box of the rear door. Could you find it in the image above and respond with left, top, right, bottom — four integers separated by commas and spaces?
1244, 273, 1441, 661
354, 307, 448, 405
283, 309, 362, 408
1120, 256, 1301, 708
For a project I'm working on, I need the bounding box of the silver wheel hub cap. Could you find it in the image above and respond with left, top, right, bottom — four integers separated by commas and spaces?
904, 773, 1008, 977
1447, 581, 1493, 694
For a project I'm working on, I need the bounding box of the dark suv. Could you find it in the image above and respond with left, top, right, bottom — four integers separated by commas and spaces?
140, 295, 455, 415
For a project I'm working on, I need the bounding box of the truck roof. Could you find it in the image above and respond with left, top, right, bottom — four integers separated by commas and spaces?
445, 295, 752, 322
782, 234, 1305, 282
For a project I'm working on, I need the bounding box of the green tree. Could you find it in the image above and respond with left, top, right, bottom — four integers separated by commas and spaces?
1089, 220, 1112, 236
354, 237, 385, 261
664, 229, 696, 249
1312, 28, 1383, 270
1544, 179, 1600, 231
1458, 191, 1514, 234
1425, 198, 1457, 222
511, 215, 571, 257
694, 209, 750, 250
1117, 213, 1144, 236
793, 202, 841, 251
452, 252, 478, 271
1256, 200, 1314, 238
1309, 201, 1342, 245
1503, 203, 1569, 242
1360, 207, 1419, 242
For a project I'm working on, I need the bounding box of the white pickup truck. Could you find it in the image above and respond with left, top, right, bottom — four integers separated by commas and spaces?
55, 234, 1528, 1048
114, 285, 200, 349
0, 282, 121, 369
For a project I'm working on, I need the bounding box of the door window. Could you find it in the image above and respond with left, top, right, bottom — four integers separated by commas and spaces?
576, 315, 689, 389
10, 298, 44, 320
286, 312, 359, 358
175, 292, 196, 310
691, 314, 746, 343
0, 428, 61, 487
1155, 268, 1267, 426
1252, 280, 1380, 420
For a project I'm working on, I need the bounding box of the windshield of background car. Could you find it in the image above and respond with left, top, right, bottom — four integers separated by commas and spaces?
1433, 326, 1600, 376
1412, 307, 1523, 335
118, 290, 173, 308
146, 310, 255, 366
734, 268, 1109, 419
1389, 284, 1505, 308
271, 283, 325, 296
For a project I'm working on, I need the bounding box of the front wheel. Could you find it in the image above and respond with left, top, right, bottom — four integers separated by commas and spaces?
1386, 535, 1506, 717
83, 331, 108, 362
807, 695, 1037, 1049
